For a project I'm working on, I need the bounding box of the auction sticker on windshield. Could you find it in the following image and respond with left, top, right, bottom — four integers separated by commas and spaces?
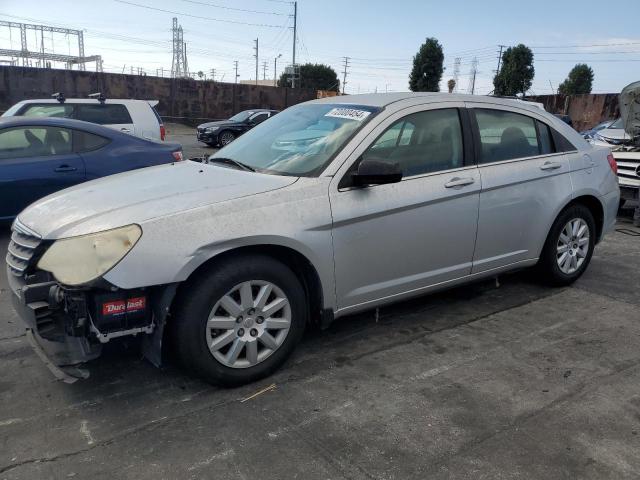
325, 108, 372, 121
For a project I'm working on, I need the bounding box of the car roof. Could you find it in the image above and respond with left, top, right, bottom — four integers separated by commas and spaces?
308, 92, 546, 114
13, 98, 158, 106
0, 116, 144, 140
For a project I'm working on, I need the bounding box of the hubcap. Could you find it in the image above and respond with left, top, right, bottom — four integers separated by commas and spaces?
556, 218, 590, 274
206, 280, 291, 369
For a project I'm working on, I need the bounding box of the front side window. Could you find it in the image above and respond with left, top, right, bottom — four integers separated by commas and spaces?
21, 104, 74, 118
475, 109, 540, 163
209, 104, 380, 176
250, 113, 269, 124
0, 126, 72, 159
362, 108, 464, 177
75, 104, 133, 125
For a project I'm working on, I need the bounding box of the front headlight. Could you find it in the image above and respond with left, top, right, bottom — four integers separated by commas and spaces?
206, 127, 219, 133
37, 224, 142, 286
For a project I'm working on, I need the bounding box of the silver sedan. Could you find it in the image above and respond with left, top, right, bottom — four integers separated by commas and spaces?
7, 93, 620, 386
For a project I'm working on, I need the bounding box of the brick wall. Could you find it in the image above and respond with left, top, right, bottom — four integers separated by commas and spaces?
0, 66, 317, 123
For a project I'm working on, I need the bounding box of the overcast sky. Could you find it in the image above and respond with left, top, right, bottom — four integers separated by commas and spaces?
1, 0, 640, 95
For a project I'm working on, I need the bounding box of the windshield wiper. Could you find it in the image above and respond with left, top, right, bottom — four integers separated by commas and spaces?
207, 157, 255, 172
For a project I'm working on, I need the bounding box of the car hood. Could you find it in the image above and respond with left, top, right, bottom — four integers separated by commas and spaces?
18, 161, 297, 239
620, 81, 640, 138
198, 120, 241, 129
597, 128, 630, 141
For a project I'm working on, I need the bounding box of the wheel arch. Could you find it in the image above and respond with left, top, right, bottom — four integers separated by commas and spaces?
565, 194, 605, 243
174, 243, 327, 327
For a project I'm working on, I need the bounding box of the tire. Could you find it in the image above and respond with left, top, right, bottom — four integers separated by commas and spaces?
218, 130, 235, 146
537, 204, 596, 286
172, 255, 306, 386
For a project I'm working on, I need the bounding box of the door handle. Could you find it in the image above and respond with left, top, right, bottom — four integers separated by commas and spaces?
54, 165, 77, 172
120, 128, 131, 133
540, 161, 562, 171
444, 177, 475, 188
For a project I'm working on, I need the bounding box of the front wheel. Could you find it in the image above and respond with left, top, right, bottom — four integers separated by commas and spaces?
537, 204, 596, 286
218, 130, 235, 146
173, 255, 306, 386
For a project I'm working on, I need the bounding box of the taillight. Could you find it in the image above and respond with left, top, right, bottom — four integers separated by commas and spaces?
172, 151, 183, 162
607, 153, 618, 174
160, 124, 166, 141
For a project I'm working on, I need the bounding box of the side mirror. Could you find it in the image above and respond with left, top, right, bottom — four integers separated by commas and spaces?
351, 158, 402, 187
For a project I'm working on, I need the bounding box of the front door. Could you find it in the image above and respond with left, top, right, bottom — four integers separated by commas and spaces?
0, 125, 85, 219
329, 104, 480, 312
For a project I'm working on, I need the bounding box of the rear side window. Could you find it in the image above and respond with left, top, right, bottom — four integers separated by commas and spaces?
21, 104, 74, 118
551, 129, 577, 152
75, 104, 133, 125
73, 131, 110, 153
475, 109, 540, 163
151, 106, 163, 125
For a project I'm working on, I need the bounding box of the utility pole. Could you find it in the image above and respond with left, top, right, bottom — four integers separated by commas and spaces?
291, 1, 297, 88
262, 61, 268, 80
210, 68, 216, 82
254, 38, 259, 85
467, 57, 478, 95
452, 57, 461, 93
341, 56, 350, 94
234, 60, 239, 83
274, 53, 282, 87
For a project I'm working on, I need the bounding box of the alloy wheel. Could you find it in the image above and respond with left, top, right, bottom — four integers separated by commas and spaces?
206, 280, 291, 368
556, 218, 590, 275
220, 132, 234, 145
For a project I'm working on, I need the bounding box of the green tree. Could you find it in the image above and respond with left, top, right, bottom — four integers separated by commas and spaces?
409, 37, 444, 92
558, 64, 594, 95
278, 63, 340, 91
493, 44, 535, 96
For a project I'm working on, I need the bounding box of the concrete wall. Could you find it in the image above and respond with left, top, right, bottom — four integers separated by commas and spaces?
0, 66, 317, 122
528, 93, 620, 132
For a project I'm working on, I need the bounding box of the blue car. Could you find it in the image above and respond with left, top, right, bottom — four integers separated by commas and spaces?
0, 117, 183, 221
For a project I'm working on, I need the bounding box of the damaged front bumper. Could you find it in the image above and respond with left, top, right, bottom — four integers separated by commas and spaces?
7, 266, 178, 382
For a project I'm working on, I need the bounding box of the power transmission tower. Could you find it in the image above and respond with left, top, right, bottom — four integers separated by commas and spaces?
254, 38, 259, 85
210, 68, 215, 81
342, 57, 350, 94
452, 57, 461, 93
467, 57, 478, 94
234, 60, 239, 83
262, 61, 268, 80
171, 17, 188, 78
495, 44, 506, 73
291, 1, 297, 88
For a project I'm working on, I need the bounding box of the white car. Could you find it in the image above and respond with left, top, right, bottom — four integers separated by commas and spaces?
2, 96, 165, 141
590, 118, 632, 147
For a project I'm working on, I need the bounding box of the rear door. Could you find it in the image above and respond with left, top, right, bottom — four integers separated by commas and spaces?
75, 103, 135, 136
0, 125, 85, 219
467, 103, 573, 273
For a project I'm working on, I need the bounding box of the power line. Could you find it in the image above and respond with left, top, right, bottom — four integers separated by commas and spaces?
178, 0, 287, 15
112, 0, 288, 28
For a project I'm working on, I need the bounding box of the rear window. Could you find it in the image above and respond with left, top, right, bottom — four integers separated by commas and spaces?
75, 104, 133, 125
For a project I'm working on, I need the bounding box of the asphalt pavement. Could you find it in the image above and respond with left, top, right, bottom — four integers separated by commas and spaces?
1, 209, 640, 479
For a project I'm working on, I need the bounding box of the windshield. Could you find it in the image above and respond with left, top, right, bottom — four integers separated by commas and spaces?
228, 111, 254, 122
209, 104, 380, 176
609, 118, 623, 129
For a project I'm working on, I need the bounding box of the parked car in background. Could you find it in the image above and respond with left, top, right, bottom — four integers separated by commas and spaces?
2, 95, 166, 141
554, 113, 573, 128
590, 117, 634, 147
0, 117, 182, 220
580, 119, 615, 139
196, 109, 279, 146
7, 93, 619, 386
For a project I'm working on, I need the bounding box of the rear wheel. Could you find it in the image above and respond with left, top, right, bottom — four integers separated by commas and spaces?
538, 204, 595, 286
218, 130, 235, 146
173, 255, 306, 386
